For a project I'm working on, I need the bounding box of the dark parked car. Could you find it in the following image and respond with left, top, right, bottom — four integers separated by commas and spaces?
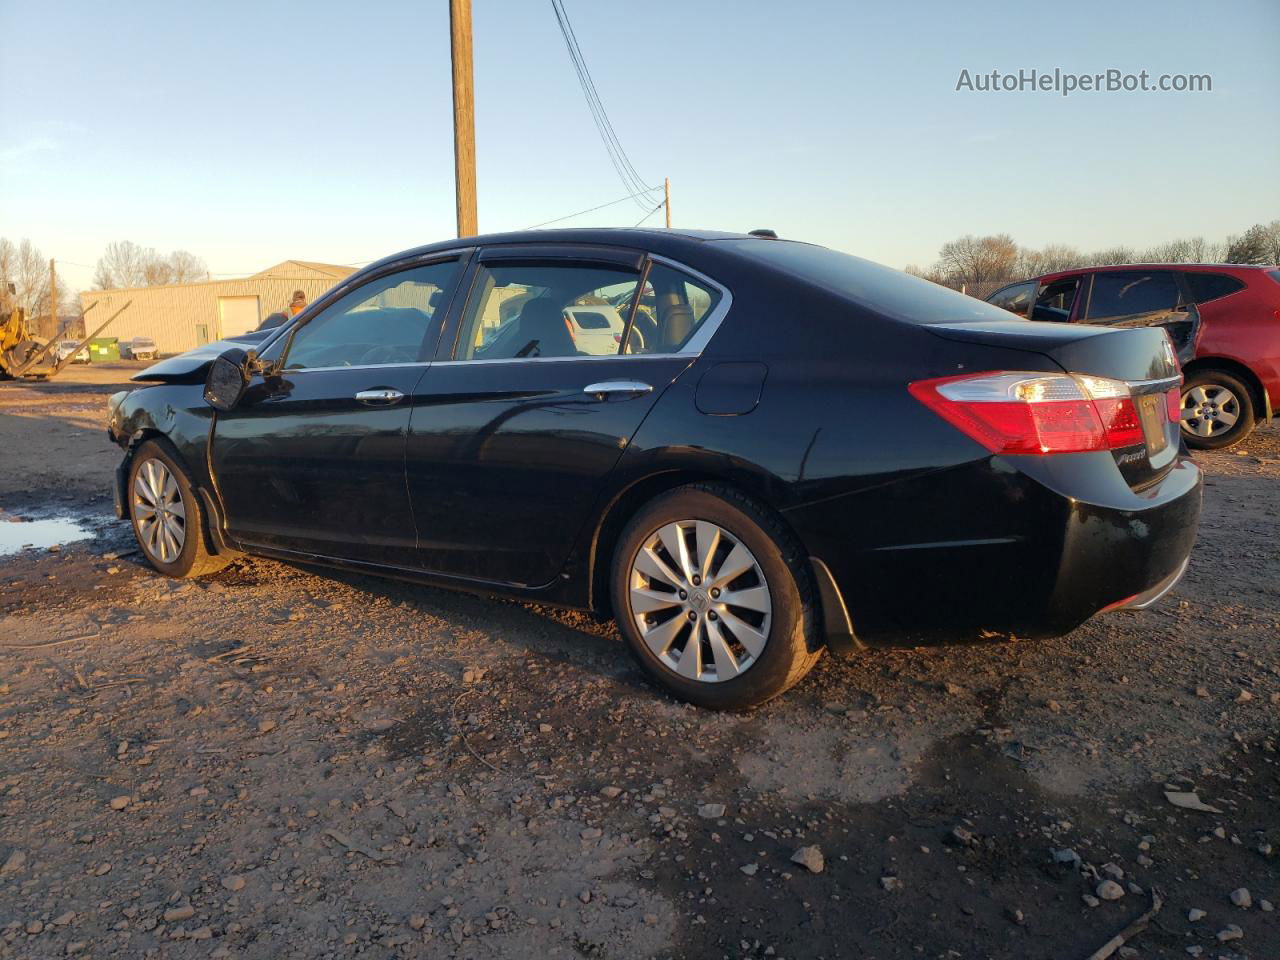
987, 264, 1280, 449
106, 230, 1201, 709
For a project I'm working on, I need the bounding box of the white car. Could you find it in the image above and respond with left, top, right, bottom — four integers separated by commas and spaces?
128, 337, 157, 360
562, 304, 626, 356
55, 340, 90, 364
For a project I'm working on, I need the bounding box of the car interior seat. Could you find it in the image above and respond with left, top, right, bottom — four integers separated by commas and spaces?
516, 298, 577, 357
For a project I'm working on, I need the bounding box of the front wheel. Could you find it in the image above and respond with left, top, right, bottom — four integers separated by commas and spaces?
127, 440, 230, 578
1180, 370, 1254, 450
611, 484, 823, 710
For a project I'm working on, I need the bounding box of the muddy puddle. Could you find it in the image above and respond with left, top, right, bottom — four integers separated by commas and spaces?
0, 514, 95, 556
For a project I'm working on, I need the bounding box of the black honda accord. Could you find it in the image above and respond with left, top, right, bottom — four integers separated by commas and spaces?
106, 229, 1202, 709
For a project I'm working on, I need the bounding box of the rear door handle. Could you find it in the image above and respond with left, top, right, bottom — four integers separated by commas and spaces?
583, 380, 653, 398
355, 388, 405, 405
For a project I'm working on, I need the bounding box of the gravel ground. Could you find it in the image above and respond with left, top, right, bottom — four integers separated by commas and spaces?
1, 370, 1277, 959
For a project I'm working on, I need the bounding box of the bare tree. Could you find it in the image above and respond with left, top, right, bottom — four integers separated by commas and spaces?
1185, 236, 1224, 263
937, 234, 1019, 287
95, 240, 148, 289
141, 251, 174, 286
94, 241, 210, 288
168, 250, 208, 283
1017, 244, 1085, 277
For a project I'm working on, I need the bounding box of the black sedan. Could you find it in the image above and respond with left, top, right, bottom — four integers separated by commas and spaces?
105, 229, 1202, 709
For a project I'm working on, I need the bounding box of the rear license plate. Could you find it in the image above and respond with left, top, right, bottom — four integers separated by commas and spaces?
1138, 394, 1168, 454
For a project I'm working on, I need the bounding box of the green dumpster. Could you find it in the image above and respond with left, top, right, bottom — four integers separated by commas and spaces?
88, 337, 120, 362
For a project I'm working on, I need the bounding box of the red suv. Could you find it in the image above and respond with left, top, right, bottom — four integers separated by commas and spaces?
987, 264, 1280, 448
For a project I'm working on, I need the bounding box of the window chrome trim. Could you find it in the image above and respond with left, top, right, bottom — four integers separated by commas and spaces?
432, 353, 692, 367
279, 361, 431, 374
441, 252, 733, 365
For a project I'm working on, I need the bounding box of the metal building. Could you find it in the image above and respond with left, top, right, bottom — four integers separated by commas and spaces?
80, 261, 357, 356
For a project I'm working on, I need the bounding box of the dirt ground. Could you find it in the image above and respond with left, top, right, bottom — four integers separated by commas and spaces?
1, 367, 1277, 960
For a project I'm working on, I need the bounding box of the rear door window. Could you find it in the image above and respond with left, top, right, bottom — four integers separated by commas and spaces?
621, 263, 722, 355
1031, 277, 1081, 322
1183, 272, 1246, 304
986, 281, 1035, 317
1086, 270, 1183, 323
455, 263, 642, 360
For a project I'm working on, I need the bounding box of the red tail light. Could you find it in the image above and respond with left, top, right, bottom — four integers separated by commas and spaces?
1165, 387, 1181, 423
909, 372, 1146, 455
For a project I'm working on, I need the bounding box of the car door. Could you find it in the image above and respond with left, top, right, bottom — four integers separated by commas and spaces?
1081, 269, 1201, 364
210, 255, 465, 565
403, 246, 729, 586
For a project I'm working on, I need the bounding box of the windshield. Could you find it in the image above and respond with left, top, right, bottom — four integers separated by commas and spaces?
722, 239, 1021, 325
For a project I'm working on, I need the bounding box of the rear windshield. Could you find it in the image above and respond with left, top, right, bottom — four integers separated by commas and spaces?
1267, 269, 1280, 287
723, 239, 1017, 325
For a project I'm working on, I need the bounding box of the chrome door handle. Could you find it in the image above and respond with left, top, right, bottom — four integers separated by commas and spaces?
355, 388, 405, 405
583, 380, 653, 397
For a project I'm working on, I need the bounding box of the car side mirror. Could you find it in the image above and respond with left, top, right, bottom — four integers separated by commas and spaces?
203, 347, 251, 412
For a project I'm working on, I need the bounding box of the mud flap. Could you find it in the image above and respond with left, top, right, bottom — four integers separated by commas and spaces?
809, 557, 865, 657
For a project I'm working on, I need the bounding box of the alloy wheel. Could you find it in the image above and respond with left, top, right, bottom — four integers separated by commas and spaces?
627, 520, 772, 683
1181, 383, 1240, 439
133, 459, 186, 564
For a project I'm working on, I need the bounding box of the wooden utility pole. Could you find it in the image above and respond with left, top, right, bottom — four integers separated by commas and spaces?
47, 258, 57, 339
664, 177, 671, 228
450, 0, 478, 238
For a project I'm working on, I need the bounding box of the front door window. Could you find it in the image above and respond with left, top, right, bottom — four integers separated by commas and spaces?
284, 261, 460, 370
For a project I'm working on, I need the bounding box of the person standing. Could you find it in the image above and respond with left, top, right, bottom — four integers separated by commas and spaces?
258, 290, 308, 331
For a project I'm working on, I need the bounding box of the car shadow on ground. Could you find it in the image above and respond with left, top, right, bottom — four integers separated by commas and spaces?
228, 555, 656, 686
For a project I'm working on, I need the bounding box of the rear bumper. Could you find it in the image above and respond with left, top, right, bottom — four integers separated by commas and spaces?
790, 453, 1203, 645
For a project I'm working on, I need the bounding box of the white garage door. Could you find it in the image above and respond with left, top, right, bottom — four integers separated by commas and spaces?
217, 296, 260, 338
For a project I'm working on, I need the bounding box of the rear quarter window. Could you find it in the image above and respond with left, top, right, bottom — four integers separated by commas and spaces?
724, 239, 1015, 324
1183, 272, 1246, 303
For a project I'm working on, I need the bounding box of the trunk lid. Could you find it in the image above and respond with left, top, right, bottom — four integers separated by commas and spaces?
928, 320, 1182, 489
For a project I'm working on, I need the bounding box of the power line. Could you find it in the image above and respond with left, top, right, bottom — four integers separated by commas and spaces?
549, 0, 655, 211
634, 201, 665, 228
527, 187, 662, 230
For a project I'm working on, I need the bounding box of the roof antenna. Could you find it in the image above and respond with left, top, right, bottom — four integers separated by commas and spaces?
748, 228, 778, 239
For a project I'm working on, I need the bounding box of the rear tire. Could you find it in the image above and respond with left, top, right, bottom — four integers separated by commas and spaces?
611, 484, 823, 710
127, 439, 230, 578
1181, 370, 1254, 450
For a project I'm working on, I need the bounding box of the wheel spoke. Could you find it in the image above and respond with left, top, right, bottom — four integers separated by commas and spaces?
675, 621, 703, 679
145, 461, 163, 501
694, 521, 721, 581
1188, 386, 1208, 405
162, 473, 179, 506
146, 515, 162, 555
630, 587, 680, 614
1192, 418, 1213, 437
711, 542, 754, 587
719, 584, 770, 613
167, 494, 186, 520
1215, 407, 1238, 428
634, 546, 681, 589
134, 472, 157, 506
720, 609, 768, 658
707, 625, 742, 680
656, 523, 695, 583
1179, 407, 1200, 421
641, 614, 685, 659
133, 500, 156, 521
